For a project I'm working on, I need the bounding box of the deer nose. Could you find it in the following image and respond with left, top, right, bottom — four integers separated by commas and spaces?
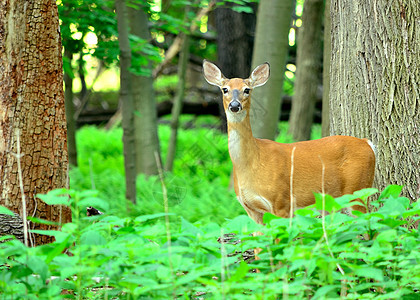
229, 100, 242, 113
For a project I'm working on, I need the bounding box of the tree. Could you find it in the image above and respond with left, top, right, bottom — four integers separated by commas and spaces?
166, 7, 191, 172
59, 0, 118, 165
288, 0, 324, 141
0, 0, 72, 245
322, 0, 331, 137
250, 0, 294, 140
215, 3, 257, 79
329, 0, 419, 200
128, 2, 161, 176
64, 50, 78, 167
116, 0, 137, 203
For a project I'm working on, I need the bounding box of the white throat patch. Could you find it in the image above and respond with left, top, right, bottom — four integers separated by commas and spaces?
226, 109, 246, 123
228, 130, 241, 162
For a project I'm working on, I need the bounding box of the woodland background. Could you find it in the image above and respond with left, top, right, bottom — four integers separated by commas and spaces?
0, 0, 419, 298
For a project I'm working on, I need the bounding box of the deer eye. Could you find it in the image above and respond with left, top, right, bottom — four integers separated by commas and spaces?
244, 88, 251, 95
222, 88, 229, 94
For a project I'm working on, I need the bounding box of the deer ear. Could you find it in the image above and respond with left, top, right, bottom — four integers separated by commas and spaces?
203, 60, 226, 87
249, 62, 270, 88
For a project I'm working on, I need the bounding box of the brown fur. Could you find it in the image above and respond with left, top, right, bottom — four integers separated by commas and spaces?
203, 61, 376, 224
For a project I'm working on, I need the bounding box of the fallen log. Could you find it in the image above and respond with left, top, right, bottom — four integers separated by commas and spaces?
76, 95, 322, 127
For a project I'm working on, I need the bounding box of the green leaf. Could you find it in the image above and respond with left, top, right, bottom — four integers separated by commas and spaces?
377, 197, 408, 217
353, 188, 378, 200
294, 215, 318, 227
27, 256, 49, 281
263, 212, 280, 224
80, 230, 106, 246
224, 215, 259, 234
27, 216, 60, 226
229, 261, 250, 282
378, 185, 403, 200
78, 190, 99, 199
379, 218, 407, 228
134, 212, 175, 224
294, 208, 318, 217
314, 193, 341, 212
312, 285, 341, 299
29, 229, 64, 237
354, 267, 384, 281
45, 236, 71, 264
181, 217, 201, 237
37, 192, 70, 206
231, 5, 253, 13
376, 229, 397, 242
0, 205, 15, 216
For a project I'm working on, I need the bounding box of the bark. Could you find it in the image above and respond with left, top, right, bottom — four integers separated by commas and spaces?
116, 0, 137, 204
0, 213, 24, 243
215, 3, 257, 132
250, 0, 294, 140
288, 0, 324, 141
0, 0, 72, 245
321, 0, 331, 137
215, 3, 257, 78
166, 33, 190, 172
64, 50, 78, 167
330, 0, 419, 200
128, 3, 161, 176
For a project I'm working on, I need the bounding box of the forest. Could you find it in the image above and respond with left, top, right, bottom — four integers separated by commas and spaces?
0, 0, 419, 298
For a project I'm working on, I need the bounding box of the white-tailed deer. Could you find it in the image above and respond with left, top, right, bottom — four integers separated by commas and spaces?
203, 60, 376, 224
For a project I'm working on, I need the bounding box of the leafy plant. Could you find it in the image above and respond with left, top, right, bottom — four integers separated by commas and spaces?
0, 186, 418, 298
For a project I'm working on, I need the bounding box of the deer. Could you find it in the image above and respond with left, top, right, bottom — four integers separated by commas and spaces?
203, 60, 376, 225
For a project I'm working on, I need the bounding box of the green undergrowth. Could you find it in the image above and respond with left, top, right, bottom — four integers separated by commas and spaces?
69, 118, 318, 224
0, 185, 418, 298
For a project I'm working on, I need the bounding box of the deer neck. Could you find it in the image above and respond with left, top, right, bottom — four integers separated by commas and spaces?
227, 111, 259, 168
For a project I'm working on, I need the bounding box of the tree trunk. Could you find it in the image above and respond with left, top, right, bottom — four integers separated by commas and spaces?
250, 0, 294, 140
116, 0, 137, 204
321, 0, 331, 137
128, 3, 161, 176
330, 0, 419, 201
215, 3, 257, 78
288, 0, 324, 141
64, 50, 78, 167
166, 33, 190, 172
0, 0, 72, 245
214, 3, 257, 132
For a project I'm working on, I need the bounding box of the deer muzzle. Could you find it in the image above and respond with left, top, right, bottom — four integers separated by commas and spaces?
229, 89, 242, 112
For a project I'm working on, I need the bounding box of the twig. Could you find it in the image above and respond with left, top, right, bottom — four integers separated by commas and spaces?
13, 129, 29, 247
220, 228, 226, 300
289, 147, 296, 228
154, 151, 175, 298
89, 157, 96, 190
319, 156, 350, 294
28, 198, 38, 247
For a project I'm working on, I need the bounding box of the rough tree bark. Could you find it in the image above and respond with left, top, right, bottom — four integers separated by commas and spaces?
330, 0, 419, 200
128, 3, 161, 176
0, 0, 72, 245
322, 0, 331, 137
116, 0, 137, 203
288, 0, 324, 141
250, 0, 294, 140
215, 3, 257, 78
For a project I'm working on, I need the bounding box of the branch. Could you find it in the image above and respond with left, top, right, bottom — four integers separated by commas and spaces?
152, 0, 216, 78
